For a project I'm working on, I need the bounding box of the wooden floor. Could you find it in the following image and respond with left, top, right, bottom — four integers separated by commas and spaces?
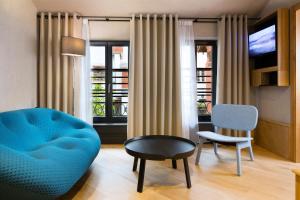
61, 144, 300, 200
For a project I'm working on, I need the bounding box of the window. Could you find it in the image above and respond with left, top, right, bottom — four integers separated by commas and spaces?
195, 40, 217, 122
90, 41, 129, 123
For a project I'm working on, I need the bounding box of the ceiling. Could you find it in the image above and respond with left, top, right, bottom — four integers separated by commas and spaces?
32, 0, 271, 17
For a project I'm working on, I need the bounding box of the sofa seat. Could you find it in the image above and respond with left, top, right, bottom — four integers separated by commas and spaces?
0, 108, 100, 199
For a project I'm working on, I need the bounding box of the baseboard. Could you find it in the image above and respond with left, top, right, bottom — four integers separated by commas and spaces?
254, 118, 291, 160
93, 124, 127, 144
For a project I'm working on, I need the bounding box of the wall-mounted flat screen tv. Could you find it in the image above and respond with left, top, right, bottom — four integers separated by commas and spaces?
249, 24, 276, 57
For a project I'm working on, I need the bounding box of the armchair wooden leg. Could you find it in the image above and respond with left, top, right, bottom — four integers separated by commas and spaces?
213, 143, 218, 156
195, 137, 203, 165
236, 144, 242, 176
248, 145, 254, 161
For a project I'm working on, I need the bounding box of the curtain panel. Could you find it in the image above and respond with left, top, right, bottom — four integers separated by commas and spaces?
217, 15, 250, 136
38, 12, 82, 114
178, 20, 199, 139
128, 14, 183, 137
73, 19, 93, 124
217, 15, 250, 105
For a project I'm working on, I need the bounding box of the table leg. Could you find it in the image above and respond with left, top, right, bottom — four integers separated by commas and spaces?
183, 158, 191, 188
137, 159, 146, 193
133, 157, 138, 171
172, 159, 177, 169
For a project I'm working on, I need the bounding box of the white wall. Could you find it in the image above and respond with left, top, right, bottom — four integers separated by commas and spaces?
90, 21, 130, 40
255, 87, 290, 123
260, 0, 299, 17
89, 21, 217, 40
0, 0, 37, 112
255, 0, 297, 123
193, 23, 217, 40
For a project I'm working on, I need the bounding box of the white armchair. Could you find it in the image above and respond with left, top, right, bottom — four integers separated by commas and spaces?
195, 104, 258, 176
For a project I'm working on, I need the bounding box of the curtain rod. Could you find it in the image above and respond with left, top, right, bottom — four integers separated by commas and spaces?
37, 14, 260, 23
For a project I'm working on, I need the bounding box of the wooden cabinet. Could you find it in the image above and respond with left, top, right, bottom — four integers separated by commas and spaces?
250, 8, 290, 87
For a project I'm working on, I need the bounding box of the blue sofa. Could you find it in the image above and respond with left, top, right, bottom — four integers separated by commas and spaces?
0, 108, 100, 199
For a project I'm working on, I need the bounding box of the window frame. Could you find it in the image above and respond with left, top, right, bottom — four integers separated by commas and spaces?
195, 40, 218, 122
90, 40, 130, 124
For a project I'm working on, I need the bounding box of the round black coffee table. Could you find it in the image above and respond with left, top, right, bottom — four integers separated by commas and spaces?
124, 135, 196, 192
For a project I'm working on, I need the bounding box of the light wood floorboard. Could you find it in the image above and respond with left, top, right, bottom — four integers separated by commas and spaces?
60, 144, 300, 200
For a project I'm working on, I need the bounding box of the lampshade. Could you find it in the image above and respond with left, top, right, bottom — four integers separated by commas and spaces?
61, 36, 86, 56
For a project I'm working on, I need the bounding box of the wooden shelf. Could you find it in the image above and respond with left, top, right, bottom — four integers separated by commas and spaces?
251, 8, 290, 87
253, 66, 278, 73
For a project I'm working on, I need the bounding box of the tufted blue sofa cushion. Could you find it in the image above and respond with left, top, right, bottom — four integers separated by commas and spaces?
0, 108, 100, 199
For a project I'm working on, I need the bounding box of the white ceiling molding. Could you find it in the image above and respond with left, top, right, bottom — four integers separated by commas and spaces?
260, 0, 300, 17
32, 0, 270, 17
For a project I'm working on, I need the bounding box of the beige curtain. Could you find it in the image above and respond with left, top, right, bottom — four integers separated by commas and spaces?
217, 15, 250, 105
217, 15, 250, 136
128, 14, 182, 138
38, 12, 82, 114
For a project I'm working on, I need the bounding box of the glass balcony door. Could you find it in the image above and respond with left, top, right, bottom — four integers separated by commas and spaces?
90, 41, 129, 123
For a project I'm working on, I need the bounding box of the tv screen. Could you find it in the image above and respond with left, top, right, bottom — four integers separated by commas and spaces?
249, 25, 276, 57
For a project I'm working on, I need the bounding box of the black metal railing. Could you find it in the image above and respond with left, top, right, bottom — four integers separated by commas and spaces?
196, 67, 212, 117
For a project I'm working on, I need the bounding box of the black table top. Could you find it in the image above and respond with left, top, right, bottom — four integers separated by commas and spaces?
124, 135, 196, 160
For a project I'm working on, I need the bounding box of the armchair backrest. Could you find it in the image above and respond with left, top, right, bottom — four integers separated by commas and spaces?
211, 104, 258, 131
